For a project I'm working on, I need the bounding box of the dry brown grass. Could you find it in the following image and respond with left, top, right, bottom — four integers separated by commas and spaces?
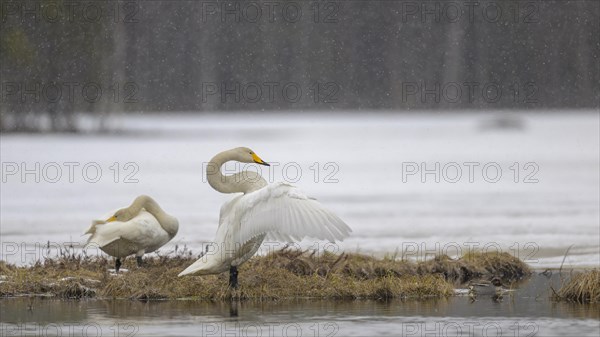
418, 251, 531, 284
552, 270, 600, 303
0, 248, 530, 301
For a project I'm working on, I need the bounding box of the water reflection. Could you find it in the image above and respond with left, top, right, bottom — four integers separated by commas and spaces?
1, 273, 598, 336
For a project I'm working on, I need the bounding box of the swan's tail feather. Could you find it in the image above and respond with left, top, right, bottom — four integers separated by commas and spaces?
178, 262, 202, 277
178, 259, 211, 277
178, 254, 228, 277
83, 220, 106, 247
85, 220, 105, 235
84, 220, 123, 249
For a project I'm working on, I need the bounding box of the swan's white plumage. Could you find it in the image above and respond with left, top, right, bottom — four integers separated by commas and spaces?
84, 195, 179, 260
237, 183, 351, 244
85, 211, 170, 257
178, 147, 351, 278
178, 182, 351, 276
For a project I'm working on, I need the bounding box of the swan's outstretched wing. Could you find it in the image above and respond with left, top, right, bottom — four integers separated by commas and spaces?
235, 182, 352, 246
178, 183, 351, 277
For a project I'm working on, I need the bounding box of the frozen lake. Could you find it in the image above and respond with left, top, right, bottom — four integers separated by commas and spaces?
1, 112, 599, 268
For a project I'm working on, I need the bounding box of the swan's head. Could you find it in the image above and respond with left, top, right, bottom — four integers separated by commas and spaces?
232, 147, 270, 166
106, 208, 134, 222
106, 195, 154, 222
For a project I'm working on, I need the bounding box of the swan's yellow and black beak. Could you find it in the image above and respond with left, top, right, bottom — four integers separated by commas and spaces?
252, 153, 270, 166
106, 216, 117, 222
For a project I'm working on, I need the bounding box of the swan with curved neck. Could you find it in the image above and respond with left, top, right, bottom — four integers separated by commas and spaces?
179, 147, 351, 288
85, 195, 179, 272
206, 147, 270, 194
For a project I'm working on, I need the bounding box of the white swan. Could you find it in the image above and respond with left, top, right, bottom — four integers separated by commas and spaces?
84, 195, 179, 272
178, 147, 351, 287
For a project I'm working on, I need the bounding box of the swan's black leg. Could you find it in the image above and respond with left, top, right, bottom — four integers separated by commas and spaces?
136, 256, 143, 267
229, 266, 238, 289
115, 258, 122, 273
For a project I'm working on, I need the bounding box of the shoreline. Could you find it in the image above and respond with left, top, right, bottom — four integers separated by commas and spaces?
2, 248, 531, 301
1, 248, 596, 303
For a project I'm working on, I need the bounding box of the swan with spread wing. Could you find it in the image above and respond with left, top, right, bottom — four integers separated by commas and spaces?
178, 147, 351, 287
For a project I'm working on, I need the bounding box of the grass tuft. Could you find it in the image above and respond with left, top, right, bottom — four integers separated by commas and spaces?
552, 270, 600, 303
419, 252, 531, 284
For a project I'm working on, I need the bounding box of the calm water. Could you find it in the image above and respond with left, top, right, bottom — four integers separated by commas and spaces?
1, 273, 599, 336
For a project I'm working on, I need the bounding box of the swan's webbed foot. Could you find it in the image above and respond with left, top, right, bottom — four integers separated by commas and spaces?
115, 258, 122, 273
229, 266, 238, 289
136, 256, 143, 267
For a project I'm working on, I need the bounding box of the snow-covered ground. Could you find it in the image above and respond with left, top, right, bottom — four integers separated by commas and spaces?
1, 111, 598, 268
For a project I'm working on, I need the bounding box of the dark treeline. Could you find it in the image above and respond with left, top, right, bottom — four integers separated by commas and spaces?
1, 0, 598, 131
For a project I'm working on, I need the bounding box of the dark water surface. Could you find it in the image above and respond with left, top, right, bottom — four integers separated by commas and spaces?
1, 273, 599, 336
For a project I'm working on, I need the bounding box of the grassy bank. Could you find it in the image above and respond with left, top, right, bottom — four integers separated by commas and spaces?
552, 270, 600, 303
0, 248, 530, 300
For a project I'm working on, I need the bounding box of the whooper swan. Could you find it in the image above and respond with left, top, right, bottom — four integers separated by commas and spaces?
178, 147, 351, 288
85, 195, 179, 272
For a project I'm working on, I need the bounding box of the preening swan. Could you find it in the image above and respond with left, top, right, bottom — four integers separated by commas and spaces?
178, 147, 351, 288
84, 195, 179, 272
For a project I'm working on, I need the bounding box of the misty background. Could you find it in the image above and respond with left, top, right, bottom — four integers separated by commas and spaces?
1, 0, 598, 132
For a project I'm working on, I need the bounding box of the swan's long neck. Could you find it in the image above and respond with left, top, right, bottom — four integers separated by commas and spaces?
207, 150, 267, 194
131, 196, 179, 238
